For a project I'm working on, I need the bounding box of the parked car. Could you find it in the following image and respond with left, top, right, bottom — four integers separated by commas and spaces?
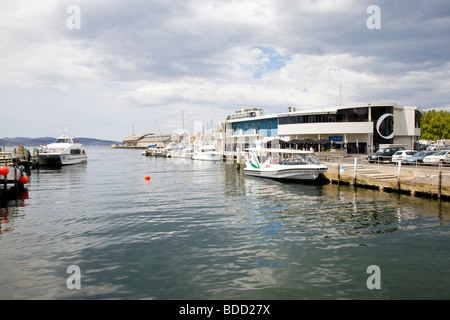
402, 150, 437, 165
423, 150, 450, 165
392, 150, 418, 163
427, 144, 439, 150
367, 146, 405, 163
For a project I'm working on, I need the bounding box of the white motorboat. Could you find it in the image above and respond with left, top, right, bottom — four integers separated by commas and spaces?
163, 142, 178, 158
142, 145, 166, 157
170, 142, 193, 158
244, 148, 327, 180
39, 135, 87, 166
192, 144, 223, 161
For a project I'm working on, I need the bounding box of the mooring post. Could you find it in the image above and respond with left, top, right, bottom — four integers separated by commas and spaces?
236, 147, 241, 164
438, 162, 442, 199
337, 162, 341, 185
397, 160, 402, 190
353, 158, 357, 186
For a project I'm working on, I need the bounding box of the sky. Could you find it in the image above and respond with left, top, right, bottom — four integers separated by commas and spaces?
1, 0, 449, 141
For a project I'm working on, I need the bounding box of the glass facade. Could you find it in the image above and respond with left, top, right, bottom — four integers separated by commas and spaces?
279, 107, 369, 125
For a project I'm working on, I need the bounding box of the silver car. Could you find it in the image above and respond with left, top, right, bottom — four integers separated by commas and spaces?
423, 150, 450, 165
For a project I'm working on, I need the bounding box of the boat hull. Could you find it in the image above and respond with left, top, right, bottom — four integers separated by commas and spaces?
192, 153, 223, 161
39, 153, 87, 166
243, 166, 327, 180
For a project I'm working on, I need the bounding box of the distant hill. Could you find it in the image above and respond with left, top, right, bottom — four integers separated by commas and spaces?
0, 137, 120, 147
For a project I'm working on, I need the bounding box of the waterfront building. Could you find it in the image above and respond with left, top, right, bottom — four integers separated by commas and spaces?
122, 133, 172, 148
223, 108, 279, 155
224, 103, 422, 155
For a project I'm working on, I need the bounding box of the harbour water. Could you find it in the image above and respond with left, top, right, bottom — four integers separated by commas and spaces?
0, 147, 449, 300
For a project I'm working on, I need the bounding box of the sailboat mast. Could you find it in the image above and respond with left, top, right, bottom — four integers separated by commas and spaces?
155, 119, 165, 145
182, 111, 185, 130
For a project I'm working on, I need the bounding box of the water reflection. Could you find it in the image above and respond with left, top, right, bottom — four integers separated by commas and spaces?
0, 148, 449, 300
238, 173, 448, 242
0, 193, 28, 234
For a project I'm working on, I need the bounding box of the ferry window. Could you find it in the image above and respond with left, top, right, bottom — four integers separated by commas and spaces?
245, 124, 248, 131
257, 123, 261, 132
252, 123, 255, 130
233, 125, 237, 132
268, 122, 272, 130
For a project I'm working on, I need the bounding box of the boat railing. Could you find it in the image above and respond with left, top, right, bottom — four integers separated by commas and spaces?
280, 153, 322, 165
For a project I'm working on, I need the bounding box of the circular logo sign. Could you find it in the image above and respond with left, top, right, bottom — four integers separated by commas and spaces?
376, 113, 394, 140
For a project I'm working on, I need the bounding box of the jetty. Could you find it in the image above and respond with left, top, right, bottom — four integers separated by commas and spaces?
0, 149, 31, 200
321, 157, 450, 200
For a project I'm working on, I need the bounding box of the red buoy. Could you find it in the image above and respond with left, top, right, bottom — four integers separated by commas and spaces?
0, 166, 9, 176
19, 175, 29, 184
145, 175, 151, 181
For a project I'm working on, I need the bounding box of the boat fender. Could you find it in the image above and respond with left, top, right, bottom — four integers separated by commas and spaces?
0, 166, 9, 176
19, 175, 29, 184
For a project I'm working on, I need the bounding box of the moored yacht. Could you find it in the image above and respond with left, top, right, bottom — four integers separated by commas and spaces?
170, 142, 193, 158
39, 135, 87, 166
244, 148, 327, 180
192, 144, 223, 161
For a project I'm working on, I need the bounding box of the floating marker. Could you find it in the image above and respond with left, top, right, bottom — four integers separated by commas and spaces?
145, 175, 151, 181
19, 175, 29, 185
0, 166, 9, 176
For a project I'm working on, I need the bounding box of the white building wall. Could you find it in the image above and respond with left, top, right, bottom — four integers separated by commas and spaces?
393, 107, 419, 136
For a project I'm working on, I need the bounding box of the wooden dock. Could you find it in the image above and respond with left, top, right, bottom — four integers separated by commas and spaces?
0, 151, 30, 200
322, 160, 450, 200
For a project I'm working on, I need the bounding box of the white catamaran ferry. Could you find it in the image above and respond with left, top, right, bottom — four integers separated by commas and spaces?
244, 148, 327, 181
39, 134, 87, 166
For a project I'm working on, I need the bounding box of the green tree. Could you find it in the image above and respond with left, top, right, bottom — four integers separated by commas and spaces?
420, 109, 450, 140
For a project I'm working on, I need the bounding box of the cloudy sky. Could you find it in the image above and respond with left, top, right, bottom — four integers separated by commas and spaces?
1, 0, 449, 141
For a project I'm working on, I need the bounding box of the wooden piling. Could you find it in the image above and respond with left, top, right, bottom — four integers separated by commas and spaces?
337, 163, 341, 185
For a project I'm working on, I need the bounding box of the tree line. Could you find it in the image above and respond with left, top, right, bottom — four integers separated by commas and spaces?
420, 109, 450, 140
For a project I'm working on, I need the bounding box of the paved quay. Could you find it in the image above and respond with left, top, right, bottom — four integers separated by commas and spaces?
321, 159, 450, 200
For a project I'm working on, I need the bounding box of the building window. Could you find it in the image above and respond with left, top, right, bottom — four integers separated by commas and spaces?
279, 114, 337, 125
336, 107, 368, 122
415, 110, 421, 128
